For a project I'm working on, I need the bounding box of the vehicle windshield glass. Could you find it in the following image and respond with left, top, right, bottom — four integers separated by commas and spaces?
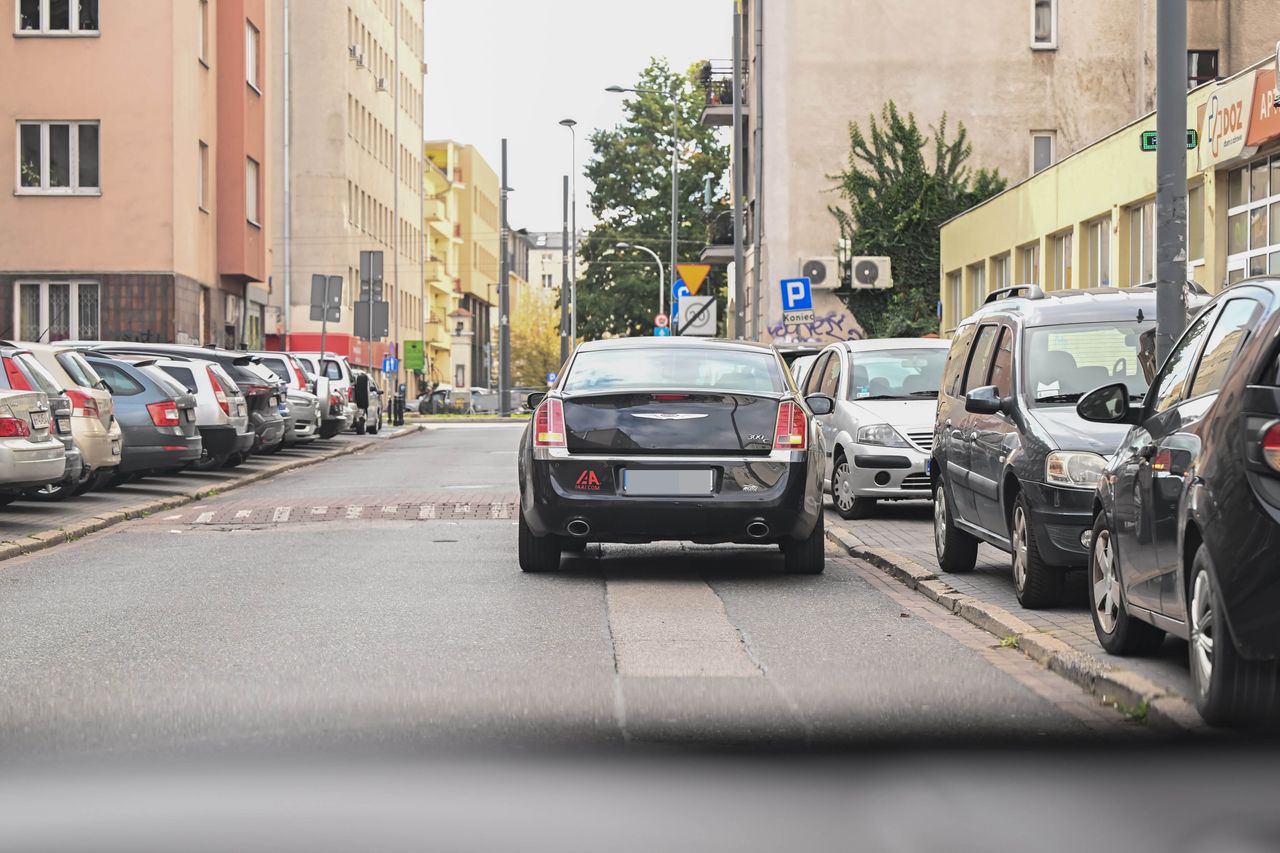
259, 358, 291, 384
847, 348, 948, 399
159, 365, 197, 393
14, 353, 62, 396
88, 360, 144, 396
1024, 321, 1154, 405
209, 364, 242, 395
563, 348, 784, 394
55, 351, 104, 390
143, 365, 190, 398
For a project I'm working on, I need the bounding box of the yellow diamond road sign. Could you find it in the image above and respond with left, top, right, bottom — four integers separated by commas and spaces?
676, 264, 711, 296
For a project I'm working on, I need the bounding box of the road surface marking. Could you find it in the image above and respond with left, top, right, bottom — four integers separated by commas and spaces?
311, 506, 328, 515
164, 514, 183, 521
418, 505, 436, 519
605, 579, 761, 678
489, 504, 504, 518
234, 510, 252, 520
382, 505, 398, 513
345, 506, 363, 519
195, 512, 215, 524
272, 506, 292, 523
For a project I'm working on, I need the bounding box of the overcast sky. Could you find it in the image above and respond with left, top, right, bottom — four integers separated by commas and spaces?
424, 0, 730, 234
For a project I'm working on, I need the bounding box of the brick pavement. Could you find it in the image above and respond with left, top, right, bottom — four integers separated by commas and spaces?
826, 499, 1193, 702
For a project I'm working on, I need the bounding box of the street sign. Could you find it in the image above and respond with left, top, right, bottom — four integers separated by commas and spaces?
780, 277, 816, 324
404, 340, 425, 371
676, 263, 711, 295
309, 275, 342, 322
382, 355, 399, 374
547, 372, 557, 384
654, 327, 671, 337
359, 250, 385, 302
655, 313, 669, 329
672, 281, 692, 326
677, 295, 716, 336
1140, 129, 1198, 151
354, 300, 390, 340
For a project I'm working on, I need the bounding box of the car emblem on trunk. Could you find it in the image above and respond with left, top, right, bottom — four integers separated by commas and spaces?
632, 413, 708, 420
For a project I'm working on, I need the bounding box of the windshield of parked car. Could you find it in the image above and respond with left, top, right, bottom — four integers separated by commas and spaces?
1024, 321, 1154, 405
847, 348, 948, 400
563, 348, 785, 394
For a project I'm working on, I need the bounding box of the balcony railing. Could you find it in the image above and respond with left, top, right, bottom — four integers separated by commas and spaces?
425, 196, 447, 223
698, 61, 746, 128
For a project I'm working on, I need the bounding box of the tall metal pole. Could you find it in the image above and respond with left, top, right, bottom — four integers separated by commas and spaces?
499, 139, 511, 417
282, 0, 291, 348
732, 5, 746, 339
751, 0, 764, 341
670, 104, 679, 290
560, 175, 570, 364
391, 2, 401, 400
570, 130, 578, 347
1155, 0, 1188, 365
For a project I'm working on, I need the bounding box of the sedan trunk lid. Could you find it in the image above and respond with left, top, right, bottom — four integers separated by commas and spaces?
563, 392, 781, 455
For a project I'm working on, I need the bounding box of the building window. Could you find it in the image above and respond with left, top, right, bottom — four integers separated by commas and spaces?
1031, 0, 1056, 49
1031, 132, 1055, 175
17, 121, 99, 194
246, 157, 260, 226
1187, 50, 1218, 89
198, 0, 209, 64
992, 253, 1010, 294
1086, 217, 1111, 287
1188, 182, 1205, 267
967, 262, 986, 315
198, 141, 209, 212
17, 0, 97, 34
1128, 201, 1156, 285
245, 20, 260, 92
1050, 231, 1072, 291
13, 281, 99, 342
1019, 243, 1039, 285
1225, 154, 1280, 281
946, 270, 962, 328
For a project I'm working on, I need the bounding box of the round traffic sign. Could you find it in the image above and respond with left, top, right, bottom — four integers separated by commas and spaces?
655, 313, 669, 328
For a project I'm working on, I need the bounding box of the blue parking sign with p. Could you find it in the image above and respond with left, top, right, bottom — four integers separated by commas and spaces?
781, 277, 813, 312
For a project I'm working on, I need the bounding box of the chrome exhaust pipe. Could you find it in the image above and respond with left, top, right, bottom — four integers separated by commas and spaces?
746, 521, 770, 539
567, 519, 591, 538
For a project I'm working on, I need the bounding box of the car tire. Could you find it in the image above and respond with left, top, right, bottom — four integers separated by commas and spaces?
831, 456, 876, 520
1188, 545, 1280, 727
1010, 491, 1064, 608
783, 518, 825, 575
518, 511, 562, 573
368, 419, 380, 435
1089, 514, 1165, 655
355, 419, 367, 436
933, 478, 978, 573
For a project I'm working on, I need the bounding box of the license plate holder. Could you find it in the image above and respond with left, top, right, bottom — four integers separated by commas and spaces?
29, 410, 49, 431
622, 468, 714, 497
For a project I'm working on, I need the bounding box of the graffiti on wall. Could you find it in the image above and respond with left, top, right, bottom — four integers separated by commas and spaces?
767, 310, 865, 343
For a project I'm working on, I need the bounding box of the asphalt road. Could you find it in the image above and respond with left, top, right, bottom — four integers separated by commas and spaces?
0, 424, 1140, 760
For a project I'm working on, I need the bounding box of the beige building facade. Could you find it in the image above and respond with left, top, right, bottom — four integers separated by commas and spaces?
268, 0, 426, 393
719, 0, 1280, 343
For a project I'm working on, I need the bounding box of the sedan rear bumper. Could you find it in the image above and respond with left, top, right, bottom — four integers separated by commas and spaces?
119, 435, 203, 473
0, 437, 67, 489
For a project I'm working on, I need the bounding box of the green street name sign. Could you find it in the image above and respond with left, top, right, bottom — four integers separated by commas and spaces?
1141, 129, 1199, 151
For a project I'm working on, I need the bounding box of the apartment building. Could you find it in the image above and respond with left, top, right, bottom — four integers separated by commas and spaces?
709, 0, 1280, 342
422, 140, 457, 386
268, 0, 426, 392
1, 0, 268, 347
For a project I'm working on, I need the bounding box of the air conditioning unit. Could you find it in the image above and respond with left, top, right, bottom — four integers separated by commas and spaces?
349, 44, 364, 64
849, 256, 894, 290
376, 77, 389, 92
800, 256, 839, 290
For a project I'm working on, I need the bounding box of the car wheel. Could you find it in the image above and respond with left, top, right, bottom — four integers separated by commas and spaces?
831, 457, 876, 520
1089, 514, 1164, 655
355, 418, 367, 436
222, 452, 245, 469
518, 511, 562, 573
25, 481, 72, 502
1188, 545, 1280, 727
783, 518, 825, 575
933, 478, 978, 573
1010, 492, 1064, 608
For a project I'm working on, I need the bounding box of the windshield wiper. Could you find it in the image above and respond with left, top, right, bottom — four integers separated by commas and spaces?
1035, 393, 1084, 403
908, 390, 938, 397
856, 394, 910, 401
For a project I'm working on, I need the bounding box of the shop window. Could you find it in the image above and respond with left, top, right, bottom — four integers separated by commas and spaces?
992, 253, 1010, 293
1226, 154, 1280, 284
1086, 217, 1111, 287
1188, 183, 1205, 263
1127, 201, 1155, 285
1019, 243, 1039, 285
967, 263, 986, 315
1050, 231, 1072, 291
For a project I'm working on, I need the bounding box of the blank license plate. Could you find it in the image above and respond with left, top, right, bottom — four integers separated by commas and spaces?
622, 468, 714, 497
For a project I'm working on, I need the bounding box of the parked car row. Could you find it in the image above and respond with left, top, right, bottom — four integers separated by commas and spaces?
0, 343, 376, 506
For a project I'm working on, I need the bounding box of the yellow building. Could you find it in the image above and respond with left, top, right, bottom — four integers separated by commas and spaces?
940, 52, 1280, 334
423, 142, 458, 385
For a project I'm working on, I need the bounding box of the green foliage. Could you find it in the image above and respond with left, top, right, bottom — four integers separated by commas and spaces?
579, 59, 731, 339
829, 102, 1006, 338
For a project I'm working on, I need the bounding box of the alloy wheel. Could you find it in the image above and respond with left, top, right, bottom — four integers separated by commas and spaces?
1011, 506, 1029, 592
1092, 528, 1120, 634
834, 462, 855, 513
1190, 571, 1216, 692
933, 489, 947, 558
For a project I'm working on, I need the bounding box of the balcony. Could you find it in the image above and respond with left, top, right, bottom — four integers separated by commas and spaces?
698, 61, 747, 128
425, 196, 447, 221
699, 210, 735, 265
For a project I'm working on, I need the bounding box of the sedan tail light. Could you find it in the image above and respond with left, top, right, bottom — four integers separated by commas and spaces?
773, 401, 808, 451
147, 400, 181, 427
290, 359, 308, 390
533, 398, 566, 448
65, 388, 100, 419
207, 367, 230, 415
2, 357, 31, 391
1263, 421, 1280, 473
346, 386, 354, 403
0, 412, 31, 438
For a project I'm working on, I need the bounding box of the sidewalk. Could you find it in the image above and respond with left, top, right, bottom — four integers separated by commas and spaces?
824, 500, 1202, 730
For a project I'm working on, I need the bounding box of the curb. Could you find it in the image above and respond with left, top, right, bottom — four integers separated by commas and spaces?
825, 524, 1201, 731
0, 425, 425, 565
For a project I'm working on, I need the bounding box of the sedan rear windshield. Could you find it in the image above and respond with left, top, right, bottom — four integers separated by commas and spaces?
563, 348, 784, 395
14, 352, 62, 396
55, 351, 104, 390
848, 348, 947, 400
1024, 322, 1153, 405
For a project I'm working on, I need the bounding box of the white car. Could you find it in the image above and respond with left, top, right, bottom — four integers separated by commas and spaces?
292, 352, 356, 435
0, 388, 65, 503
149, 355, 254, 468
250, 352, 321, 444
800, 338, 951, 519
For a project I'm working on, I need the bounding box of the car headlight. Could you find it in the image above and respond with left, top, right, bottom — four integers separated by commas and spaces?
857, 423, 910, 448
1045, 451, 1107, 489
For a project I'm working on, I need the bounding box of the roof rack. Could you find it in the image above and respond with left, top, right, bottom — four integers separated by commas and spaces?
1130, 280, 1210, 296
984, 284, 1045, 304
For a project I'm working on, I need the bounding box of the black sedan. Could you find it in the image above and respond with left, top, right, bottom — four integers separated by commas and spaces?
1078, 277, 1280, 727
516, 338, 834, 574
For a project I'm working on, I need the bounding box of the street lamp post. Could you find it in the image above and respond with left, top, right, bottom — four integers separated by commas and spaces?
607, 85, 679, 290
616, 242, 665, 321
558, 119, 578, 348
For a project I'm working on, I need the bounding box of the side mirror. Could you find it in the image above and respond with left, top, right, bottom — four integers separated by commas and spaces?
805, 394, 835, 416
1076, 383, 1135, 424
527, 392, 546, 410
964, 385, 1004, 415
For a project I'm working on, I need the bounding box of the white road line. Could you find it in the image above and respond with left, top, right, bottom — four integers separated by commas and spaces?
234, 510, 252, 520
382, 505, 398, 513
311, 506, 328, 515
164, 514, 183, 521
272, 506, 292, 523
418, 504, 436, 519
345, 506, 363, 519
195, 512, 215, 524
489, 505, 504, 518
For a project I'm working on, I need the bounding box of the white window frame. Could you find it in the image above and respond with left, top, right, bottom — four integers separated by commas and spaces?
1086, 217, 1111, 287
12, 281, 100, 343
15, 120, 100, 195
946, 270, 963, 330
1225, 154, 1280, 282
967, 262, 986, 315
1031, 0, 1057, 49
1050, 231, 1072, 291
15, 0, 99, 35
198, 141, 210, 212
1031, 131, 1055, 175
246, 157, 260, 227
245, 20, 260, 93
1019, 243, 1039, 285
993, 253, 1011, 293
1127, 200, 1156, 285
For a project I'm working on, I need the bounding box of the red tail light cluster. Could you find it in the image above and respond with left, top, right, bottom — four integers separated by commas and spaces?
773, 401, 808, 451
206, 367, 230, 415
65, 388, 99, 419
533, 399, 566, 448
3, 357, 31, 391
147, 400, 181, 427
1263, 421, 1280, 473
0, 416, 31, 437
290, 359, 308, 390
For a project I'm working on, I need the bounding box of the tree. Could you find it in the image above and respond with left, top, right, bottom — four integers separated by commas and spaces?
829, 102, 1006, 338
510, 291, 561, 387
578, 59, 731, 339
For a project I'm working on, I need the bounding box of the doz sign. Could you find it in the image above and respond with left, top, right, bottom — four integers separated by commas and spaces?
1198, 70, 1257, 169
